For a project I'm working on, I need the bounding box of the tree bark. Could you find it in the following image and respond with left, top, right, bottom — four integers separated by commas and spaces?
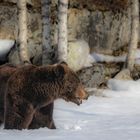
41, 0, 52, 65
58, 0, 68, 62
126, 0, 139, 71
17, 0, 30, 64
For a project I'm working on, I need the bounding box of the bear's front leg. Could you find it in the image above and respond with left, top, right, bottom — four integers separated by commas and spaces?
4, 100, 35, 130
29, 103, 56, 129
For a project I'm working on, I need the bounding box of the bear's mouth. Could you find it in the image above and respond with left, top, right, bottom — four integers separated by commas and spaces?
62, 97, 83, 106
73, 98, 83, 106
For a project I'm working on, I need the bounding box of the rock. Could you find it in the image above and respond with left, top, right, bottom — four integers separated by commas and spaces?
67, 40, 91, 71
0, 5, 17, 40
132, 65, 140, 80
3, 0, 17, 4
114, 69, 132, 80
68, 2, 132, 55
0, 0, 133, 65
28, 0, 41, 8
69, 0, 129, 11
0, 2, 42, 64
69, 0, 97, 11
0, 27, 15, 40
8, 42, 42, 65
8, 46, 21, 65
89, 9, 131, 53
27, 11, 42, 64
68, 9, 90, 42
77, 64, 106, 88
77, 63, 121, 88
3, 0, 41, 7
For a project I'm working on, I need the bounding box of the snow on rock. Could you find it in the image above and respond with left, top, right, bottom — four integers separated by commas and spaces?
135, 49, 140, 64
92, 52, 126, 62
91, 50, 140, 64
135, 49, 140, 59
83, 54, 96, 67
67, 40, 95, 71
0, 39, 15, 61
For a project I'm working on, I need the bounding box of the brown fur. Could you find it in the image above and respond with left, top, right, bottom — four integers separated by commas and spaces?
0, 64, 56, 129
0, 64, 16, 124
4, 63, 88, 129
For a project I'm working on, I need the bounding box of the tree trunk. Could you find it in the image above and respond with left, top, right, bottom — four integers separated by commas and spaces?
17, 0, 30, 64
58, 0, 68, 62
126, 0, 139, 71
41, 0, 52, 65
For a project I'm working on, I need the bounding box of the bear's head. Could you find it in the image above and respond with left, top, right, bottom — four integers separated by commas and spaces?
35, 62, 89, 106
57, 62, 89, 105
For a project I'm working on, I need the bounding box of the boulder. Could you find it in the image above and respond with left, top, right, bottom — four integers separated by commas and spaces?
89, 9, 131, 53
67, 40, 91, 71
77, 64, 106, 88
3, 0, 41, 7
68, 9, 90, 42
114, 69, 132, 80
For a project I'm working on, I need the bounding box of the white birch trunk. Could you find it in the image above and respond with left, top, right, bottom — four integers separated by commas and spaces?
126, 0, 139, 71
58, 0, 68, 62
17, 0, 29, 64
41, 0, 51, 65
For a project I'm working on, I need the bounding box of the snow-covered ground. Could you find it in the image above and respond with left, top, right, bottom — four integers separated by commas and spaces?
1, 79, 140, 140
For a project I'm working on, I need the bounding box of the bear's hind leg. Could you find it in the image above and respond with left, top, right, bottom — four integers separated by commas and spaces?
0, 111, 4, 126
0, 102, 4, 126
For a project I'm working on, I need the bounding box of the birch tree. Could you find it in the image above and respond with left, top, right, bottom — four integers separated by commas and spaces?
41, 0, 51, 65
17, 0, 30, 64
58, 0, 68, 62
126, 0, 139, 71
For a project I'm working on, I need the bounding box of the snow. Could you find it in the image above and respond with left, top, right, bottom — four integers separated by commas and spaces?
92, 53, 126, 62
90, 49, 140, 64
1, 79, 140, 140
0, 40, 14, 61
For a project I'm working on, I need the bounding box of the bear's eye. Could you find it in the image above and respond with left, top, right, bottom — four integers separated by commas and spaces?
76, 97, 80, 99
68, 87, 73, 93
69, 88, 73, 93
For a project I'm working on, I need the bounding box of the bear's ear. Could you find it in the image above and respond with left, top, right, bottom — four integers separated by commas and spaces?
55, 65, 65, 78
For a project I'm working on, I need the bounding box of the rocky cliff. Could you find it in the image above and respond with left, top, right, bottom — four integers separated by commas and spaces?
0, 0, 131, 63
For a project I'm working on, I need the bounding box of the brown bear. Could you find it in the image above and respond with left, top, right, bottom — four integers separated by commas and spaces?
4, 63, 89, 130
0, 64, 55, 129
